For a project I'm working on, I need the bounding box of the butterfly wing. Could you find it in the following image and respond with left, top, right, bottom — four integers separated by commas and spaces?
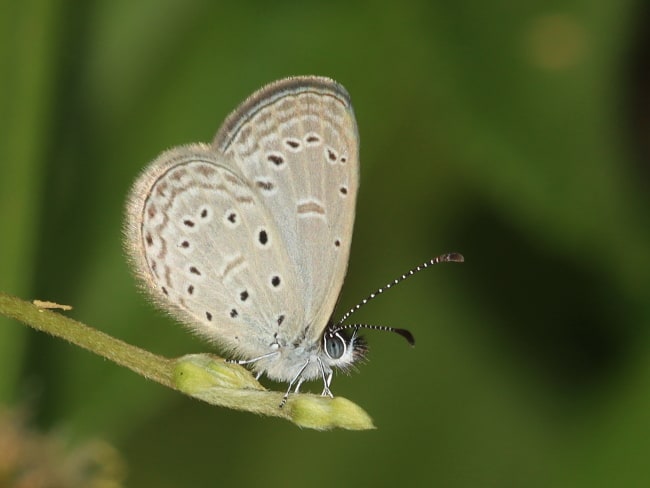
124, 143, 301, 359
213, 76, 359, 345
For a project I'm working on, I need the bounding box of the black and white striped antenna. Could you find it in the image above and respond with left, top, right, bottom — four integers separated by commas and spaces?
331, 252, 464, 344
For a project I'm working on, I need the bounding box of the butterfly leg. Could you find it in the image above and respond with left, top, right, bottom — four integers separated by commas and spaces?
279, 359, 310, 408
226, 350, 279, 365
317, 358, 334, 398
227, 352, 277, 382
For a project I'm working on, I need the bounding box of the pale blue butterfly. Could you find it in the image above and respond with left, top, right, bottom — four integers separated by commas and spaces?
124, 76, 463, 405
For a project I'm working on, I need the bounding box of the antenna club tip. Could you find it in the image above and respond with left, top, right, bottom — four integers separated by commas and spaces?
395, 328, 415, 347
443, 252, 464, 263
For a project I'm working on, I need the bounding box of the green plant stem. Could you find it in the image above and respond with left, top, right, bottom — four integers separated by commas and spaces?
0, 292, 173, 386
0, 292, 374, 430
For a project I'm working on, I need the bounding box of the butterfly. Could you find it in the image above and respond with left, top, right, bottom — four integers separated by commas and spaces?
124, 76, 463, 406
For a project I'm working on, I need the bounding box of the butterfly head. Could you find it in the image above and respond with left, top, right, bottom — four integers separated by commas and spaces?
322, 324, 368, 370
323, 321, 415, 369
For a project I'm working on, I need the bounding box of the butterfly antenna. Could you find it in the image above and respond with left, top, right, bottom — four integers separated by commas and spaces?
335, 252, 464, 329
333, 323, 416, 346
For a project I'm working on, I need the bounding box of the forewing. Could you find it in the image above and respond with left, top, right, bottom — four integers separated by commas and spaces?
213, 77, 359, 344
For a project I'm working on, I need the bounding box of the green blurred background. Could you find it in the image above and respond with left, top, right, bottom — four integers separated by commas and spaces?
1, 0, 649, 486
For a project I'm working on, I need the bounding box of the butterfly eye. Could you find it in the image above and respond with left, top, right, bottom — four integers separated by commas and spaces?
324, 332, 346, 359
